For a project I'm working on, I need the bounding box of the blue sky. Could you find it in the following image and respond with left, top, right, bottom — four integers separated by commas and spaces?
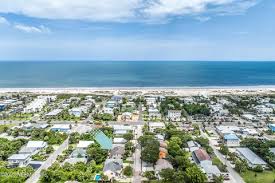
0, 0, 274, 61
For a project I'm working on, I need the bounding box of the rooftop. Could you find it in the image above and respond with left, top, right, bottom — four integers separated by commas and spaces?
236, 148, 267, 165
224, 133, 239, 140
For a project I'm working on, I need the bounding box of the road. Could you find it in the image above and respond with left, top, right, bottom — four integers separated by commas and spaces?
25, 125, 88, 183
200, 130, 245, 183
133, 125, 143, 183
26, 138, 69, 183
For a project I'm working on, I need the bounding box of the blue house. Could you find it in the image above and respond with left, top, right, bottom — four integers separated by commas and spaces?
93, 130, 112, 150
0, 104, 6, 111
269, 124, 275, 132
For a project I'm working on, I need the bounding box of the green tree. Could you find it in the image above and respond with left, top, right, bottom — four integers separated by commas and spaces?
123, 166, 133, 177
184, 165, 207, 183
86, 143, 108, 164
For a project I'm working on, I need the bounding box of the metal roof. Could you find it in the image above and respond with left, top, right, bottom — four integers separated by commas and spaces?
236, 148, 267, 165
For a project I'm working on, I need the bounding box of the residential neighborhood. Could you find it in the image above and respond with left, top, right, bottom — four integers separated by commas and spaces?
0, 92, 275, 183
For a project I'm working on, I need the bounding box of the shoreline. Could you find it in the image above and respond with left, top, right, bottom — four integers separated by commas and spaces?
0, 86, 275, 96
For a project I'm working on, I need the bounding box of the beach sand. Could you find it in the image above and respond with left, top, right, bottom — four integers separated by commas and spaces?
0, 86, 275, 96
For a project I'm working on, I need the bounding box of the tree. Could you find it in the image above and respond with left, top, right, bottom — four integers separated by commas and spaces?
139, 135, 159, 164
219, 144, 229, 155
86, 143, 108, 164
123, 132, 134, 141
213, 175, 224, 183
235, 159, 247, 173
253, 165, 263, 172
143, 171, 157, 180
159, 168, 175, 182
123, 166, 133, 177
46, 146, 54, 154
184, 165, 207, 183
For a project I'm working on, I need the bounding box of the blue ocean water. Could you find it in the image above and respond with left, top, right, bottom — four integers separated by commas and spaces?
0, 61, 275, 88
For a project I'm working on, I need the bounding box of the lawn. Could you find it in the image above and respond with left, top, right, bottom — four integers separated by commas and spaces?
242, 170, 275, 183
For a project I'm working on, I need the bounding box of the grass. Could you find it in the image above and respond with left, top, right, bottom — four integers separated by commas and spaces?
0, 124, 14, 133
242, 170, 275, 183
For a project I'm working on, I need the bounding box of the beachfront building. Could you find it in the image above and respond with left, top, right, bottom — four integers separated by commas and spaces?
24, 95, 56, 113
167, 110, 181, 122
236, 148, 267, 169
223, 133, 240, 147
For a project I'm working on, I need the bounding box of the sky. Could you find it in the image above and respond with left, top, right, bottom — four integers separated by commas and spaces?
0, 0, 274, 61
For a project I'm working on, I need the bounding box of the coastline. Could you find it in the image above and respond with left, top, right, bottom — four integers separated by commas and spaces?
0, 86, 275, 96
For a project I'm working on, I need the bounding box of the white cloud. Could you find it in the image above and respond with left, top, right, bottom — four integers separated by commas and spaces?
14, 24, 51, 33
0, 0, 259, 23
0, 16, 9, 25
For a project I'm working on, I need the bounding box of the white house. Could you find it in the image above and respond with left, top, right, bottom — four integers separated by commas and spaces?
148, 108, 161, 119
167, 110, 181, 122
69, 106, 88, 117
148, 122, 165, 132
77, 140, 94, 150
223, 133, 240, 147
8, 154, 31, 167
103, 107, 114, 115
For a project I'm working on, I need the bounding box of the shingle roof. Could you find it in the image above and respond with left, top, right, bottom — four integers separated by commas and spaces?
193, 148, 211, 162
103, 159, 123, 172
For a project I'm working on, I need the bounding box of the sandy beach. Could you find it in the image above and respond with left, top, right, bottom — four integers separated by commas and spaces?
0, 86, 275, 96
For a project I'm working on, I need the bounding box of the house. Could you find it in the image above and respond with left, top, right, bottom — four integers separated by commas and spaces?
19, 141, 47, 155
148, 122, 165, 132
201, 164, 221, 181
242, 114, 258, 121
26, 140, 47, 150
216, 125, 240, 136
70, 148, 87, 158
111, 96, 123, 103
76, 141, 94, 150
142, 161, 154, 172
192, 148, 211, 166
69, 106, 88, 117
0, 103, 6, 111
167, 110, 181, 122
148, 108, 161, 119
103, 107, 114, 115
63, 158, 87, 165
121, 112, 132, 121
269, 148, 275, 157
113, 125, 133, 135
155, 159, 173, 173
94, 130, 112, 150
159, 147, 168, 159
236, 148, 267, 169
103, 159, 123, 180
24, 96, 56, 113
8, 154, 31, 167
268, 124, 275, 132
45, 109, 63, 118
187, 140, 201, 152
110, 145, 125, 159
50, 124, 71, 132
223, 133, 240, 147
113, 138, 127, 144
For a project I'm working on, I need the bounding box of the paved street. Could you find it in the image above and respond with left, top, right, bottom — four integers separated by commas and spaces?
25, 124, 88, 183
26, 138, 69, 183
200, 130, 245, 183
133, 125, 143, 183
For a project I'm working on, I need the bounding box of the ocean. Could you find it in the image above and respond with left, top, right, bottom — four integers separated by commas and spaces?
0, 61, 275, 88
